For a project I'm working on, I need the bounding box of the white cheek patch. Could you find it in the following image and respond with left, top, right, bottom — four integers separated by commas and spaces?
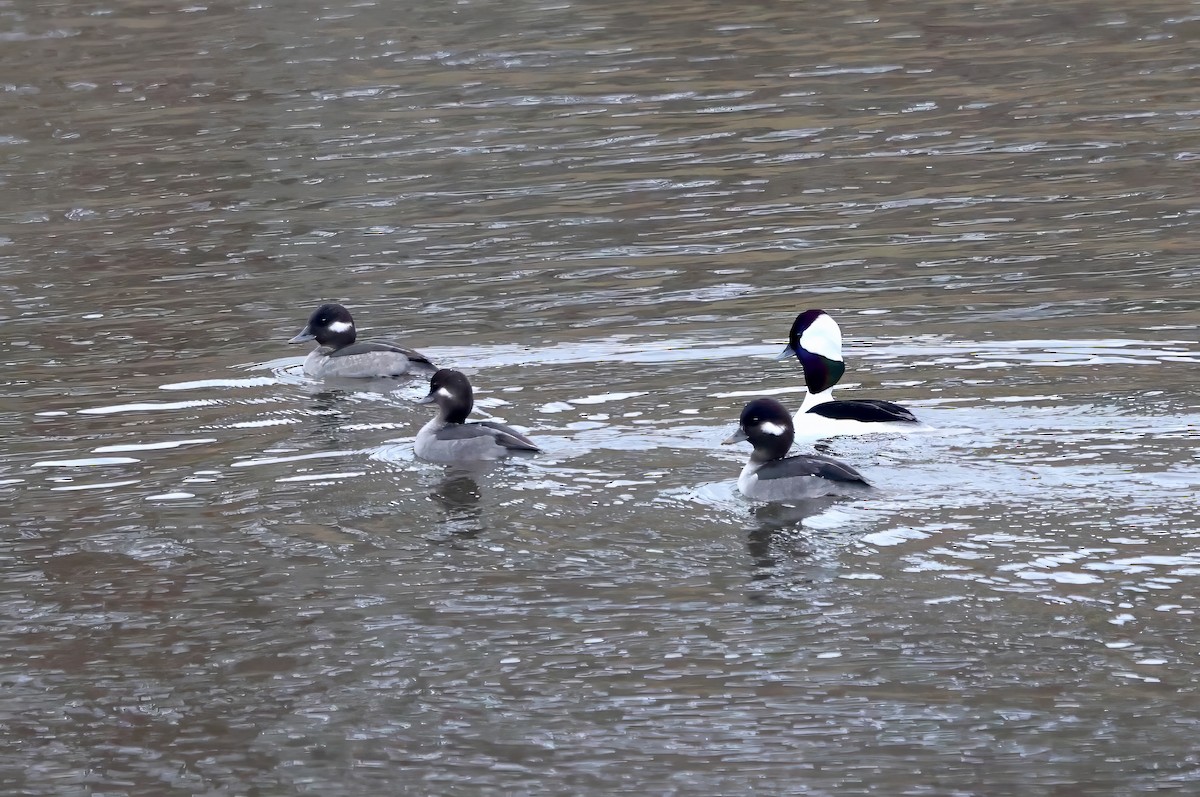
799, 313, 843, 362
759, 421, 787, 436
436, 387, 453, 398
328, 321, 353, 334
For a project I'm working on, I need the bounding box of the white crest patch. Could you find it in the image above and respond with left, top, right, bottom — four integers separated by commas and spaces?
759, 421, 787, 436
328, 321, 353, 334
798, 313, 843, 362
436, 387, 453, 398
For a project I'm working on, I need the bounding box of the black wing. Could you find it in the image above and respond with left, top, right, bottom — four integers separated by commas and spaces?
808, 399, 918, 424
757, 453, 870, 486
476, 421, 540, 452
328, 340, 434, 366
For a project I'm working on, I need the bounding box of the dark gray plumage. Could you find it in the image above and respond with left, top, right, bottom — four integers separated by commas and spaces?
414, 369, 539, 464
755, 451, 869, 483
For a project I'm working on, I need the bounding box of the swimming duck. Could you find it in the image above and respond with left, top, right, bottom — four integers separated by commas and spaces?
779, 309, 919, 436
723, 397, 871, 501
415, 369, 540, 464
288, 303, 434, 379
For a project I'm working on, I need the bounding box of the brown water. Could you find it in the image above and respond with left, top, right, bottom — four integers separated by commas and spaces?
2, 0, 1198, 793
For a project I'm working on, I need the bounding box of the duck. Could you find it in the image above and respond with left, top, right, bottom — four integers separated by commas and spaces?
778, 309, 919, 436
288, 303, 434, 379
723, 397, 872, 501
414, 369, 540, 464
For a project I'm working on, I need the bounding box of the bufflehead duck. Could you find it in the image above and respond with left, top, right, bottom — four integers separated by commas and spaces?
722, 397, 871, 501
779, 309, 919, 435
288, 303, 434, 379
415, 369, 540, 464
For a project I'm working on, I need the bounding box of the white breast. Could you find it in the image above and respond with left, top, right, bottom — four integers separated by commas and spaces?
736, 462, 761, 497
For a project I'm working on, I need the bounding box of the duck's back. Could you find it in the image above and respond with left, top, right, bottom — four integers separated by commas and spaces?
304, 340, 433, 378
794, 398, 919, 439
808, 398, 917, 424
415, 420, 539, 463
739, 453, 870, 501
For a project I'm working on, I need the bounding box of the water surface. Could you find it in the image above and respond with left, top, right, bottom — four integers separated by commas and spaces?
1, 0, 1198, 793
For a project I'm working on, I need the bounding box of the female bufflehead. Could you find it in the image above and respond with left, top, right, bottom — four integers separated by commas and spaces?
779, 309, 919, 435
415, 369, 540, 464
722, 397, 871, 501
288, 303, 434, 379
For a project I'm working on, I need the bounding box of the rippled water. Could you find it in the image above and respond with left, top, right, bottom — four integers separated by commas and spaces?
2, 0, 1198, 793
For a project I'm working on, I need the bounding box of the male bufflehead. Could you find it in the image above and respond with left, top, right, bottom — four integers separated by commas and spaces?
779, 309, 919, 435
288, 303, 435, 379
415, 369, 540, 464
722, 397, 871, 501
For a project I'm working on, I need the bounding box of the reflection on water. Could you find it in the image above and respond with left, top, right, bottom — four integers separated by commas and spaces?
1, 0, 1199, 793
428, 472, 486, 538
743, 499, 839, 593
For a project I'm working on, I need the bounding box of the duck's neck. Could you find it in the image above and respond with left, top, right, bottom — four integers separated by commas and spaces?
419, 415, 448, 435
800, 387, 834, 413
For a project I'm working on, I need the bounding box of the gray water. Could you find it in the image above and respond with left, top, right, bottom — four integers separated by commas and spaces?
2, 0, 1199, 793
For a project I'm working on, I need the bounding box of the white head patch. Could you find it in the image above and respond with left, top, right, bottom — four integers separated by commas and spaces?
328, 321, 353, 334
436, 387, 453, 398
798, 313, 843, 362
759, 421, 787, 436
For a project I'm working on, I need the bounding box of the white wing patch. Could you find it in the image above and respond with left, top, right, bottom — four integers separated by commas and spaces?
759, 421, 787, 436
328, 321, 353, 333
799, 313, 843, 362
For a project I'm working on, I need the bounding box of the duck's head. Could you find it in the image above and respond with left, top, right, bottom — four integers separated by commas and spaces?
722, 397, 795, 461
417, 368, 474, 423
289, 303, 357, 347
776, 308, 845, 394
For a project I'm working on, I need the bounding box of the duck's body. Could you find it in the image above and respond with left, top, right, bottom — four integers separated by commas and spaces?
736, 452, 870, 502
780, 309, 919, 436
415, 417, 541, 464
300, 342, 433, 380
723, 398, 871, 501
794, 389, 918, 437
289, 303, 434, 379
415, 369, 539, 464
